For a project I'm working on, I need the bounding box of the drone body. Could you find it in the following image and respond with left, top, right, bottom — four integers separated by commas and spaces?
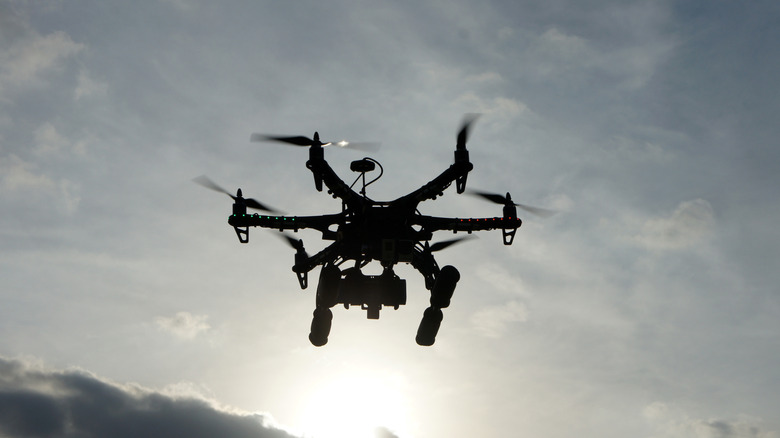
198, 117, 548, 346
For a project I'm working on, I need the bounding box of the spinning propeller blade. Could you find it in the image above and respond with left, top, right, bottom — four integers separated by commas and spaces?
251, 132, 379, 151
281, 233, 304, 251
193, 175, 281, 213
456, 113, 480, 150
192, 174, 231, 195
469, 190, 556, 218
251, 134, 317, 147
470, 191, 509, 205
244, 198, 279, 213
513, 203, 556, 218
330, 140, 381, 152
278, 233, 310, 258
429, 236, 475, 252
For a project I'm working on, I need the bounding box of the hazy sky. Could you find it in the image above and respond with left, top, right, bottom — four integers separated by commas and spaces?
1, 1, 779, 437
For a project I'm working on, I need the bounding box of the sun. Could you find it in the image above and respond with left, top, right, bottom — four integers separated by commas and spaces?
297, 372, 409, 438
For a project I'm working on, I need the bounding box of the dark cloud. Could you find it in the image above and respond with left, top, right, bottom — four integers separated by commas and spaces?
0, 390, 65, 437
0, 357, 298, 438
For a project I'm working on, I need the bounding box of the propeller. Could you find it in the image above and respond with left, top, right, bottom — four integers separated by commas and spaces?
251, 134, 319, 147
469, 190, 556, 218
278, 232, 310, 263
427, 236, 476, 253
456, 113, 481, 150
251, 131, 379, 152
279, 233, 307, 254
193, 175, 281, 213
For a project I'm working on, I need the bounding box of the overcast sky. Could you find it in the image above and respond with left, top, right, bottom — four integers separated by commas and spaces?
1, 1, 779, 437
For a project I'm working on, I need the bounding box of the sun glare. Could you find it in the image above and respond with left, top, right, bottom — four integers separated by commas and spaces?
297, 372, 409, 438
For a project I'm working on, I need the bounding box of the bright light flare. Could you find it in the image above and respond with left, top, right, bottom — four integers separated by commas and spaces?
297, 372, 409, 438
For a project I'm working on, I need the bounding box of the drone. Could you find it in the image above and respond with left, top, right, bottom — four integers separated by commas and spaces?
196, 115, 552, 346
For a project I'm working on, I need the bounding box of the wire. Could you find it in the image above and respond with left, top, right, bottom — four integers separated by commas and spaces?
363, 157, 383, 187
348, 157, 384, 199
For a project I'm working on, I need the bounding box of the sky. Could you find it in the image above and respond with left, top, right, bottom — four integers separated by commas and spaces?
1, 1, 779, 437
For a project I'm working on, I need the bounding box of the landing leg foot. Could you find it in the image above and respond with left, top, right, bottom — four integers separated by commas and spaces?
309, 307, 333, 347
416, 307, 443, 346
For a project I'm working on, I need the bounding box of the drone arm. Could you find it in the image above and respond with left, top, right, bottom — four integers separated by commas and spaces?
411, 247, 440, 291
392, 160, 473, 207
306, 151, 366, 210
413, 214, 522, 244
292, 241, 342, 275
228, 213, 342, 240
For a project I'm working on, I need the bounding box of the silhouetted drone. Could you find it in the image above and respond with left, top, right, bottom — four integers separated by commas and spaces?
196, 115, 552, 346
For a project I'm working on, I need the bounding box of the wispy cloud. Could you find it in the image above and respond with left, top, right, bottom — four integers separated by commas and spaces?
643, 402, 778, 438
470, 300, 528, 338
0, 153, 81, 214
33, 122, 69, 156
0, 12, 83, 98
74, 70, 108, 101
0, 154, 55, 194
156, 312, 211, 340
632, 199, 715, 251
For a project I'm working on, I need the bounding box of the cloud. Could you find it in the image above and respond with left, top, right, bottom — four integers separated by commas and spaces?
643, 402, 778, 438
474, 264, 527, 295
525, 27, 592, 79
74, 70, 108, 101
454, 93, 532, 121
0, 16, 83, 97
470, 300, 528, 338
0, 154, 55, 193
33, 122, 69, 156
0, 357, 298, 438
156, 312, 211, 340
519, 11, 675, 90
0, 153, 81, 213
632, 199, 715, 250
538, 27, 588, 56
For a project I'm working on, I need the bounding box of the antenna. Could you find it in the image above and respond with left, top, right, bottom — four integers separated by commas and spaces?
349, 157, 383, 198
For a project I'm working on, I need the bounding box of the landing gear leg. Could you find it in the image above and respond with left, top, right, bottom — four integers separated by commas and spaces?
416, 265, 459, 346
416, 307, 443, 346
430, 265, 459, 309
316, 264, 341, 308
309, 307, 332, 347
